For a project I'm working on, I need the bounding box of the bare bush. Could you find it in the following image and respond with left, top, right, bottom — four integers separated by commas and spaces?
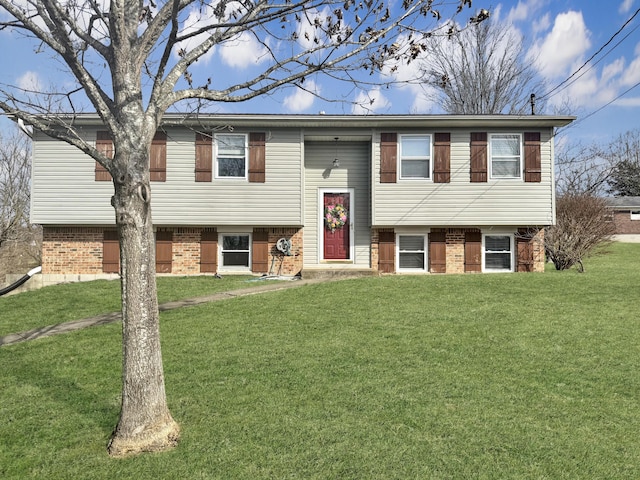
545, 194, 615, 272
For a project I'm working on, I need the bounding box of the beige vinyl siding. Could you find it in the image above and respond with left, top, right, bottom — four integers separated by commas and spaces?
31, 127, 303, 226
372, 128, 555, 226
303, 141, 371, 266
31, 130, 115, 225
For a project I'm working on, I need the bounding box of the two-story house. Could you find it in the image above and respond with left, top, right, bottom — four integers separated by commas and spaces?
30, 114, 574, 282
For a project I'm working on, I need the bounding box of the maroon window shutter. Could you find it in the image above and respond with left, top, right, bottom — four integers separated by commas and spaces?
95, 131, 113, 181
252, 229, 269, 273
428, 231, 446, 273
470, 132, 488, 183
378, 231, 395, 273
464, 231, 482, 272
433, 132, 451, 183
195, 132, 213, 182
517, 229, 534, 272
200, 229, 217, 273
156, 230, 173, 273
524, 132, 542, 183
150, 131, 167, 182
249, 132, 266, 183
380, 133, 397, 183
103, 230, 120, 273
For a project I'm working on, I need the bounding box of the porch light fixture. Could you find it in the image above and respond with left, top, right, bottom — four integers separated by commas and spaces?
333, 137, 340, 168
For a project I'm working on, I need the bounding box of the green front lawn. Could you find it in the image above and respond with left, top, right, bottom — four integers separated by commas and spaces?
1, 244, 638, 478
0, 275, 256, 337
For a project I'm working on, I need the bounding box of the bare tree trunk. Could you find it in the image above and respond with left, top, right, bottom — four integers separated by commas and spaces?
107, 150, 179, 457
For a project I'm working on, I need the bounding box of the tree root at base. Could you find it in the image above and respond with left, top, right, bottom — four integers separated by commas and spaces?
107, 419, 180, 458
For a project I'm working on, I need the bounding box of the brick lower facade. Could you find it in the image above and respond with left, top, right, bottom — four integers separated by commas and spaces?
371, 227, 546, 274
43, 225, 545, 277
267, 228, 304, 276
445, 228, 468, 274
42, 227, 105, 274
42, 226, 304, 276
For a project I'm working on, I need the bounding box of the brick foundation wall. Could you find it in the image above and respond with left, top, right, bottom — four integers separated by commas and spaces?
445, 229, 467, 274
42, 226, 304, 277
42, 227, 104, 274
172, 228, 201, 274
371, 227, 545, 274
531, 228, 546, 273
370, 229, 380, 271
267, 228, 304, 276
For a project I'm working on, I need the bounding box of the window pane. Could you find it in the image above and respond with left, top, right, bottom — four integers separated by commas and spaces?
402, 136, 430, 157
218, 135, 245, 155
492, 135, 520, 156
485, 252, 511, 270
485, 235, 510, 252
492, 160, 519, 177
223, 235, 249, 250
223, 252, 249, 267
399, 235, 424, 251
399, 252, 425, 269
401, 159, 429, 178
218, 157, 246, 177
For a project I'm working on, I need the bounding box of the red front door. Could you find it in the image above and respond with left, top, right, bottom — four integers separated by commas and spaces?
323, 192, 350, 260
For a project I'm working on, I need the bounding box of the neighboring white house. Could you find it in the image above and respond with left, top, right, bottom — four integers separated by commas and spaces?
30, 113, 574, 282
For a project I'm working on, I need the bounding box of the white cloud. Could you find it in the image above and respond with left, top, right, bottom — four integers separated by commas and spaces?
505, 1, 529, 23
16, 71, 42, 92
601, 58, 626, 83
294, 6, 332, 50
219, 32, 269, 69
352, 87, 390, 114
620, 56, 640, 86
503, 0, 548, 25
619, 0, 635, 14
532, 13, 551, 34
615, 96, 640, 106
175, 8, 217, 64
530, 11, 591, 80
282, 80, 319, 112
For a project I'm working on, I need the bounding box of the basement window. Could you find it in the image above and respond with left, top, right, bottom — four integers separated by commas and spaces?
483, 234, 514, 272
220, 234, 250, 270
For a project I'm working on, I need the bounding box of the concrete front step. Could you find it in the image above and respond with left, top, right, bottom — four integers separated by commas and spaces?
301, 268, 379, 279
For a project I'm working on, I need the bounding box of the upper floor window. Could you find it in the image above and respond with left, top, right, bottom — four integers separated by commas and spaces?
490, 134, 522, 179
215, 134, 247, 179
400, 135, 431, 180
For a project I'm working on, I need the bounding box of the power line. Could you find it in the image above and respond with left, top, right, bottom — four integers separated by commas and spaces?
556, 79, 640, 136
543, 21, 640, 102
538, 7, 640, 102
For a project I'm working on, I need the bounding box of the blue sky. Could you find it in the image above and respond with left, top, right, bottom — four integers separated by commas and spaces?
1, 0, 639, 146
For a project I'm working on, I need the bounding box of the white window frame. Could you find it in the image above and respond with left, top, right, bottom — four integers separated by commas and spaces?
630, 210, 640, 220
214, 133, 248, 180
489, 133, 522, 180
396, 234, 427, 272
399, 134, 432, 180
218, 233, 252, 272
482, 233, 515, 273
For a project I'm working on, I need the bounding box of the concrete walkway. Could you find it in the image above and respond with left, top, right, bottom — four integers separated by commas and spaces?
0, 277, 325, 347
